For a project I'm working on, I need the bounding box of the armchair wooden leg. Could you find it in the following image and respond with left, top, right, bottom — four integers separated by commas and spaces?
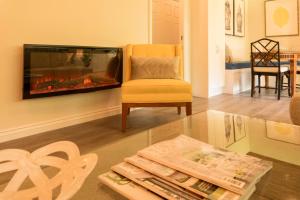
186, 102, 192, 116
177, 107, 181, 115
122, 103, 128, 131
127, 107, 130, 115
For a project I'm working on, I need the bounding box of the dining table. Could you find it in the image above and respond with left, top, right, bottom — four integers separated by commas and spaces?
280, 51, 300, 96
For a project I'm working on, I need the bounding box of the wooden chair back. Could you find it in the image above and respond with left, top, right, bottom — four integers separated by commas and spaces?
251, 38, 280, 73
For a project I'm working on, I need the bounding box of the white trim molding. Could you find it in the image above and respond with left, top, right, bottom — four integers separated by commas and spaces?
0, 106, 121, 143
148, 0, 153, 44
209, 86, 225, 97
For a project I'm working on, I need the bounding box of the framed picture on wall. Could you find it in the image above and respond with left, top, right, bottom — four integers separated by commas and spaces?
265, 0, 299, 37
224, 114, 235, 147
233, 115, 247, 142
225, 0, 234, 35
234, 0, 245, 37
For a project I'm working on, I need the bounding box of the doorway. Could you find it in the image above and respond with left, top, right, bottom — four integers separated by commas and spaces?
152, 0, 183, 44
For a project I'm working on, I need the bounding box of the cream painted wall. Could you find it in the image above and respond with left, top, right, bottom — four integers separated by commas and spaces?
152, 0, 182, 44
208, 0, 226, 97
0, 0, 150, 132
190, 0, 209, 97
151, 0, 191, 82
226, 37, 249, 62
224, 0, 251, 95
248, 0, 300, 87
225, 0, 300, 94
183, 0, 192, 82
190, 0, 225, 98
249, 0, 300, 50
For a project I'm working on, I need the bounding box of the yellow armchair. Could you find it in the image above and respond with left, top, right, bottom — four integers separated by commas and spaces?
121, 44, 192, 130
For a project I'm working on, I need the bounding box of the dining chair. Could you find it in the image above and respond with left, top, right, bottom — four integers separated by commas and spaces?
251, 38, 290, 100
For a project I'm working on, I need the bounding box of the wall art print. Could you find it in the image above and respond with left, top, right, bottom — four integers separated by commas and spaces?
234, 0, 245, 36
233, 115, 247, 141
265, 0, 299, 37
224, 114, 235, 147
225, 0, 234, 35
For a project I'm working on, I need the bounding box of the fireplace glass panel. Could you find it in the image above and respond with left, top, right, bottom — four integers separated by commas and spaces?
23, 45, 122, 99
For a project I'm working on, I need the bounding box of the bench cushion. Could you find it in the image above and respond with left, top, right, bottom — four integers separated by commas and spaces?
253, 66, 289, 73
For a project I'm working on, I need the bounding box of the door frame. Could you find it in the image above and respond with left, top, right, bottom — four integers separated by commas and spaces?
148, 0, 191, 82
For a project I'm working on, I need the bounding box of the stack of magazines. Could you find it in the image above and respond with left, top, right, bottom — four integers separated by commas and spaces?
99, 135, 272, 200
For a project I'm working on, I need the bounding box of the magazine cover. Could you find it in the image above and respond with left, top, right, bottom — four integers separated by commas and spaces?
98, 171, 163, 200
125, 155, 241, 200
138, 135, 272, 194
111, 162, 208, 200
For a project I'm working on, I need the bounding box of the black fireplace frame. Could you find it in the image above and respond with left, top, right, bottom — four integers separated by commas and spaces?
23, 44, 123, 99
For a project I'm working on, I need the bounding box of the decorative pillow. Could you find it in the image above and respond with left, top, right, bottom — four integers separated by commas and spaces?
131, 56, 180, 80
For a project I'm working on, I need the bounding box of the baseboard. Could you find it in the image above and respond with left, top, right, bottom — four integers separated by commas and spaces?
224, 86, 251, 95
0, 105, 121, 143
209, 86, 225, 97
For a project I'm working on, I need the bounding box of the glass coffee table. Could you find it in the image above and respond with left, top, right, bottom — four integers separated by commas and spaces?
68, 110, 300, 200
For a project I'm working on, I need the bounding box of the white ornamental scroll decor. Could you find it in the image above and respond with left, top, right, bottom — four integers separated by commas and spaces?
0, 141, 98, 200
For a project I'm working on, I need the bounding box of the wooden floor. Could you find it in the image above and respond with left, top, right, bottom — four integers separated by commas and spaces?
1, 90, 293, 151
0, 90, 298, 200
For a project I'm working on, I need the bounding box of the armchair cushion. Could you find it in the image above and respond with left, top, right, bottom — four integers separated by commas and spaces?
124, 44, 183, 82
122, 79, 192, 103
131, 56, 180, 80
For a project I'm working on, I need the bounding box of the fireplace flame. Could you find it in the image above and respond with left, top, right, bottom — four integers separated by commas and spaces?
83, 77, 92, 85
30, 72, 119, 95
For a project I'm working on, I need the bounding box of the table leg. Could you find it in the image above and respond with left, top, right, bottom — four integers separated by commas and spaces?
290, 55, 297, 97
265, 76, 269, 88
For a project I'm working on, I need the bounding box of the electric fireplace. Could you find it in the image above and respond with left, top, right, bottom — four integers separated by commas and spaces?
23, 44, 123, 99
